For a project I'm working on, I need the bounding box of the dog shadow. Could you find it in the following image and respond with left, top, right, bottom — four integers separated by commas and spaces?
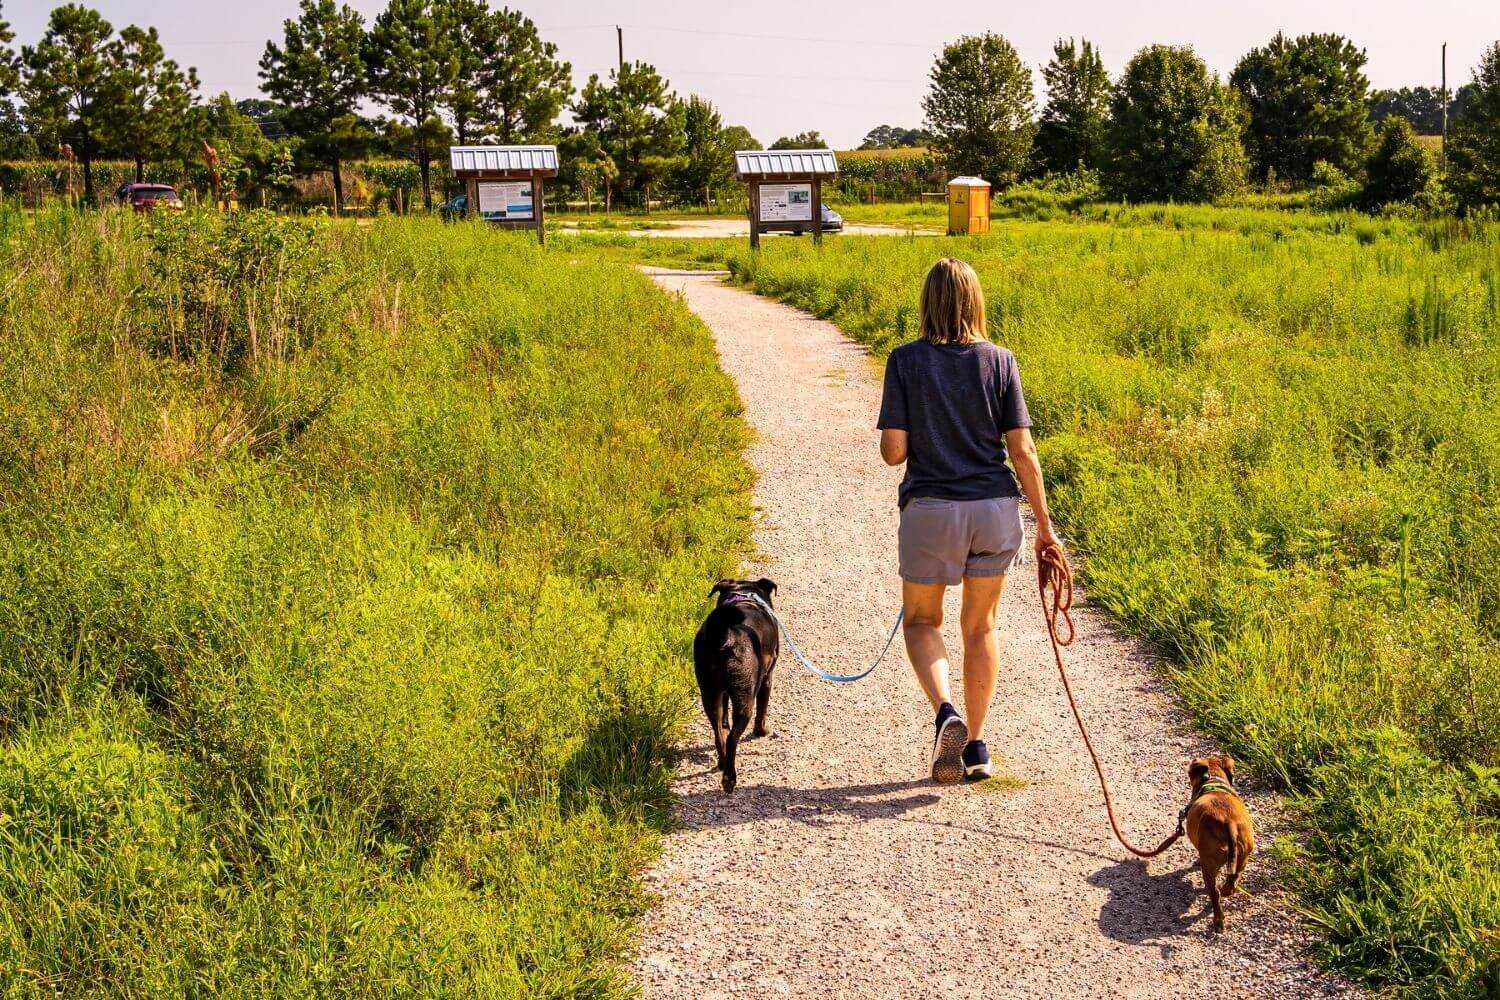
674, 777, 943, 831
1089, 857, 1211, 955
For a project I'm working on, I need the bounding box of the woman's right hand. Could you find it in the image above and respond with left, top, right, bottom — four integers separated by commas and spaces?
1034, 523, 1064, 564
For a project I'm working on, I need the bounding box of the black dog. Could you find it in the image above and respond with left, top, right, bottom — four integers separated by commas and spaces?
694, 578, 779, 793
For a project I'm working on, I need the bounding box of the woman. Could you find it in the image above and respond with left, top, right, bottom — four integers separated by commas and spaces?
876, 258, 1061, 783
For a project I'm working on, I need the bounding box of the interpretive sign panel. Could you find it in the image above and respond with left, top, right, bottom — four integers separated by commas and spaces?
478, 181, 534, 219
758, 183, 813, 223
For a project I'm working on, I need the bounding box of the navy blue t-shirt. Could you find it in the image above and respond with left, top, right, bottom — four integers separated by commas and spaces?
876, 339, 1032, 509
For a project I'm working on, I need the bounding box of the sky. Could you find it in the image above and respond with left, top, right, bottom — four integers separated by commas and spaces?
9, 1, 1498, 148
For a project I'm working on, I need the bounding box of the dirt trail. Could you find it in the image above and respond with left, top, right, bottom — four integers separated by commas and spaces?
633, 268, 1352, 1000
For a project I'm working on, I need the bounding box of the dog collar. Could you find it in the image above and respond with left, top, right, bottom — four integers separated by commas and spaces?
721, 593, 758, 607
1192, 779, 1237, 801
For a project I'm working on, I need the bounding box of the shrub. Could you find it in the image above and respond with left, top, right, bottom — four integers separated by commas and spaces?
1362, 117, 1434, 208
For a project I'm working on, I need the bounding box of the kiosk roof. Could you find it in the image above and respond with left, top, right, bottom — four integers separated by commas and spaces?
449, 145, 559, 176
734, 149, 839, 179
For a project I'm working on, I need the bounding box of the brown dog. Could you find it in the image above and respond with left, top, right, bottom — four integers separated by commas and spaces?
1184, 754, 1254, 931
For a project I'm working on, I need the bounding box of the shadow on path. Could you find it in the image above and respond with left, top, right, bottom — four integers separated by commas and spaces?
1089, 858, 1208, 955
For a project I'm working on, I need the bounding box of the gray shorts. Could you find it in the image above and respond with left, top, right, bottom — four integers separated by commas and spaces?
898, 497, 1025, 586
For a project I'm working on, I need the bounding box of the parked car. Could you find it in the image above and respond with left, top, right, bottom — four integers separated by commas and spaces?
116, 183, 183, 212
757, 202, 844, 235
440, 193, 468, 222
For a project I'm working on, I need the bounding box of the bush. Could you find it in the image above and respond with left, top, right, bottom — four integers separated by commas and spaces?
1363, 117, 1434, 208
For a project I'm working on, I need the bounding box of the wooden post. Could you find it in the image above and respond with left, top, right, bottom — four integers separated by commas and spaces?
534, 175, 546, 245
466, 177, 478, 219
810, 175, 822, 245
749, 179, 760, 251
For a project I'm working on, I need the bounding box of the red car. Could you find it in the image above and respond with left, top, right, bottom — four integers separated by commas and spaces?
116, 182, 184, 212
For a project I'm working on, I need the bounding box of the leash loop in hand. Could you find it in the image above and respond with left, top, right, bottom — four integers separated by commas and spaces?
1037, 541, 1183, 860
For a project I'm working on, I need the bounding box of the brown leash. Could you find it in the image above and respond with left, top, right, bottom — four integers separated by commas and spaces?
1037, 542, 1185, 859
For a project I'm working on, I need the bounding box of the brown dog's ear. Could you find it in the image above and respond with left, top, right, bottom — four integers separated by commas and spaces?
1188, 760, 1209, 785
753, 578, 777, 599
1217, 754, 1236, 785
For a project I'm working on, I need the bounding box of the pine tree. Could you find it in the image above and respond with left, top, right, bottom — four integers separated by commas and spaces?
108, 25, 200, 182
1447, 41, 1500, 210
20, 4, 123, 204
260, 0, 370, 213
365, 0, 455, 209
474, 6, 571, 142
572, 62, 685, 207
1035, 38, 1111, 174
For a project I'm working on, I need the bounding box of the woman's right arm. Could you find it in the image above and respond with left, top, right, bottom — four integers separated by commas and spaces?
1005, 427, 1060, 558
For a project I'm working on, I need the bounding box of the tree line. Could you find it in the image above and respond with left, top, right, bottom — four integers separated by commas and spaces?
2, 3, 1498, 214
925, 32, 1500, 211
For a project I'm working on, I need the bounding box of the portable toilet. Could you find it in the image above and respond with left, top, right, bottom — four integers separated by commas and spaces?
946, 176, 991, 235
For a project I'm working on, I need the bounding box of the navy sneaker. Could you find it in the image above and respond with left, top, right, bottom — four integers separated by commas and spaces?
962, 740, 992, 782
930, 702, 968, 784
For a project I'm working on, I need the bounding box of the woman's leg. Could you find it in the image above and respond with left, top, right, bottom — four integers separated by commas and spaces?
901, 580, 950, 710
959, 574, 1007, 739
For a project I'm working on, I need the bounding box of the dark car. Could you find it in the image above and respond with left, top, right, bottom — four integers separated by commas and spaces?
756, 202, 843, 235
116, 183, 183, 212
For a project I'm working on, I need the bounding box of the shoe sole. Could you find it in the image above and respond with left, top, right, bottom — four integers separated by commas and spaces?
931, 716, 969, 784
964, 763, 992, 782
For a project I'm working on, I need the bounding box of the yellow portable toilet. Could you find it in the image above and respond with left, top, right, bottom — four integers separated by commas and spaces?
946, 176, 991, 235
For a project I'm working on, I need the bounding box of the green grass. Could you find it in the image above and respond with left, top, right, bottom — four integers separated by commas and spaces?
666, 215, 1499, 997
0, 207, 751, 994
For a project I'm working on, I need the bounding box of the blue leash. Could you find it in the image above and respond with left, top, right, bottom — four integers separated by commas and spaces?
747, 593, 904, 684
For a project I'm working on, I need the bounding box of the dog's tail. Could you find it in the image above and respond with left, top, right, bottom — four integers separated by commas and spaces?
1221, 823, 1242, 896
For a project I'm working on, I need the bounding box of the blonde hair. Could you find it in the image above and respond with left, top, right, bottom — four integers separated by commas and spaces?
919, 258, 987, 345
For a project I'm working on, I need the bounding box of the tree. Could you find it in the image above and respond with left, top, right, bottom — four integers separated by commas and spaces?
1447, 41, 1500, 210
472, 5, 571, 142
1362, 115, 1432, 206
260, 0, 370, 213
559, 128, 616, 212
107, 25, 200, 181
770, 130, 827, 149
1034, 37, 1111, 174
0, 3, 24, 158
20, 4, 123, 204
0, 3, 18, 109
1104, 45, 1248, 202
923, 33, 1036, 187
572, 61, 685, 207
858, 124, 930, 149
1231, 32, 1372, 182
677, 95, 734, 207
721, 125, 760, 152
365, 0, 455, 209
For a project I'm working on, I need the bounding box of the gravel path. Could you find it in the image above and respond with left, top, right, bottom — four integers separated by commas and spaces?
633, 268, 1354, 1000
556, 218, 922, 238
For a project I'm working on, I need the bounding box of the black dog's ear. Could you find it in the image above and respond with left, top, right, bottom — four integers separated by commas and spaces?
708, 579, 735, 601
753, 578, 777, 598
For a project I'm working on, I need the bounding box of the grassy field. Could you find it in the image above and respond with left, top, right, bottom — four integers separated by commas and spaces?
627, 211, 1499, 997
0, 208, 750, 994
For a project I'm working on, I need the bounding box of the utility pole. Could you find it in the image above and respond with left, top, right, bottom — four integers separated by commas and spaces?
617, 25, 624, 73
1440, 43, 1448, 173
